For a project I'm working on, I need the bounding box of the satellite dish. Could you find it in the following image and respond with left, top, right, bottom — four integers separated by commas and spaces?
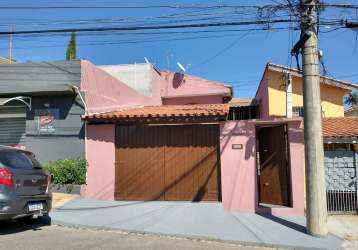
144, 57, 150, 64
177, 62, 186, 72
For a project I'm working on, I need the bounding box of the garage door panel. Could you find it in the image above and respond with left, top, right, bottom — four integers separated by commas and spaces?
115, 126, 165, 200
164, 125, 219, 201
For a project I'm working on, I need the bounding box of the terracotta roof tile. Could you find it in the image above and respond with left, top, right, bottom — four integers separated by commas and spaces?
84, 104, 229, 120
322, 117, 358, 139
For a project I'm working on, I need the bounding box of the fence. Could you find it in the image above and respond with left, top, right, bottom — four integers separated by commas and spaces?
324, 150, 357, 214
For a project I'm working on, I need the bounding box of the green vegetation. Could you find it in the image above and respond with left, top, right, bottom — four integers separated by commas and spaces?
344, 92, 358, 107
46, 158, 86, 185
66, 32, 76, 60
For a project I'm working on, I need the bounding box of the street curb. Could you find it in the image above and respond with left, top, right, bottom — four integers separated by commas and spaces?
51, 220, 343, 250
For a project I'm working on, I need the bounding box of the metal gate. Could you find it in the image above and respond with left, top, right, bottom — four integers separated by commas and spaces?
0, 106, 26, 146
325, 150, 357, 214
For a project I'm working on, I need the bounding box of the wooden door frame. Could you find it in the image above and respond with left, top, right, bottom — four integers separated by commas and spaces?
255, 123, 293, 207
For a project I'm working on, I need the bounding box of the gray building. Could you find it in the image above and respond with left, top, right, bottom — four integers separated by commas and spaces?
0, 60, 85, 163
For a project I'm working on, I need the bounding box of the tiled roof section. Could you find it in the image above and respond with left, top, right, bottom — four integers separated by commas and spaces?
229, 98, 253, 107
84, 104, 229, 120
322, 117, 358, 138
267, 63, 358, 91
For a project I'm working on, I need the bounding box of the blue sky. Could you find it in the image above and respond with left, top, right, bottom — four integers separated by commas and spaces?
0, 0, 357, 98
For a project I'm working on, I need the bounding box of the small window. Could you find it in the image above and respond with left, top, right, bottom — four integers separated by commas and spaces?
228, 106, 258, 120
0, 151, 39, 170
292, 106, 304, 117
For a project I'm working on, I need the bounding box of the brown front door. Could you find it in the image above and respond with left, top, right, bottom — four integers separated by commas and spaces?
257, 125, 291, 206
115, 124, 220, 201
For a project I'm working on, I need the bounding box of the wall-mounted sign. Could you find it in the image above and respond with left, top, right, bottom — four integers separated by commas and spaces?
35, 108, 59, 134
232, 144, 243, 149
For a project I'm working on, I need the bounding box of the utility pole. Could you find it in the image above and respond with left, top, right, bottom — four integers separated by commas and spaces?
300, 0, 328, 237
9, 26, 13, 64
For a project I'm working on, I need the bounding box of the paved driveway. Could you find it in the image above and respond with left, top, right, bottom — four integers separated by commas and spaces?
51, 198, 342, 250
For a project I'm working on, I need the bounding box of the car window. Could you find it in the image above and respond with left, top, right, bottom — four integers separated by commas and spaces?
0, 151, 35, 170
26, 153, 42, 169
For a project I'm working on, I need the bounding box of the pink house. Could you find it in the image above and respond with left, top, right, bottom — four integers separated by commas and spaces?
79, 60, 304, 216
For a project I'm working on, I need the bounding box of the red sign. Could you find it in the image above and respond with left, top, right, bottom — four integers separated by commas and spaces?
40, 115, 54, 127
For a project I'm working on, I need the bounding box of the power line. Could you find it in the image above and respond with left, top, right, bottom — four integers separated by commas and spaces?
190, 31, 252, 69
0, 19, 294, 35
0, 4, 287, 10
317, 3, 358, 10
0, 28, 290, 50
9, 26, 293, 43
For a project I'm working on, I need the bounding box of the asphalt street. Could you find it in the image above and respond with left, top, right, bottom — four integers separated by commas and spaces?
0, 218, 272, 250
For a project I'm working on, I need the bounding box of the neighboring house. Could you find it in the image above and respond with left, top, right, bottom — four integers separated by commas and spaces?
81, 62, 305, 216
0, 56, 15, 64
255, 63, 358, 118
322, 117, 358, 213
0, 60, 84, 163
345, 106, 358, 117
253, 62, 358, 214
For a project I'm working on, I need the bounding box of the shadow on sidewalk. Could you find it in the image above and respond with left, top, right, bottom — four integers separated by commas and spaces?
257, 213, 307, 234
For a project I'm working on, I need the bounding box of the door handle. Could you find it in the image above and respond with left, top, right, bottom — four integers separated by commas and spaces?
264, 182, 270, 186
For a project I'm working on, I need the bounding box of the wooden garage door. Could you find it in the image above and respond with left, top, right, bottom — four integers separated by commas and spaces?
115, 124, 220, 201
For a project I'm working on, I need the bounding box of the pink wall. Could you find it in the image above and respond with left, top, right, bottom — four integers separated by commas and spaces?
81, 124, 116, 200
160, 71, 231, 99
220, 120, 304, 216
162, 95, 223, 105
81, 60, 162, 114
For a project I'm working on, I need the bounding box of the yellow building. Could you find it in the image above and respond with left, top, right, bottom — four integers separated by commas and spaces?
254, 63, 358, 118
0, 56, 15, 64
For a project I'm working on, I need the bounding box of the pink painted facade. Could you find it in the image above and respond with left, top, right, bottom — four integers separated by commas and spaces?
81, 124, 116, 200
80, 60, 305, 216
81, 60, 162, 114
160, 71, 231, 103
220, 119, 304, 216
80, 61, 231, 113
82, 118, 305, 216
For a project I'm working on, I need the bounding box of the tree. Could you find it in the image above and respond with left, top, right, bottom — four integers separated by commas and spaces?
344, 92, 358, 107
66, 32, 76, 60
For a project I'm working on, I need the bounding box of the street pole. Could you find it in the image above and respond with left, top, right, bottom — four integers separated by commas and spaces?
300, 0, 328, 237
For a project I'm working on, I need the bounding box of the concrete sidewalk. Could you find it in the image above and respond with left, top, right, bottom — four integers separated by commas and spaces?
50, 198, 342, 250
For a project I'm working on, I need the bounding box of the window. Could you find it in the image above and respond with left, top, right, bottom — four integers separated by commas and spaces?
228, 106, 259, 120
292, 106, 304, 117
0, 151, 35, 170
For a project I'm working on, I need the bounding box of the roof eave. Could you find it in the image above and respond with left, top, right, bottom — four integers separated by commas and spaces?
267, 63, 358, 91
